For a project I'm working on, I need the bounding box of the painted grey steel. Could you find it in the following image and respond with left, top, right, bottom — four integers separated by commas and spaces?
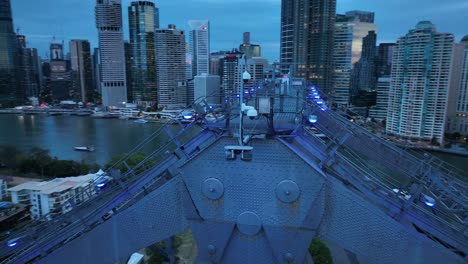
2, 81, 467, 264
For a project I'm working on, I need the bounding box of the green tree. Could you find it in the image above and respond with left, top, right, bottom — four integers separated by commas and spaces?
0, 145, 23, 170
30, 147, 53, 178
145, 241, 167, 264
309, 238, 333, 264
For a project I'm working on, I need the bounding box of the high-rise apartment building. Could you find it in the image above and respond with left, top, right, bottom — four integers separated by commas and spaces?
333, 12, 377, 106
95, 0, 127, 106
188, 20, 210, 77
280, 0, 336, 94
128, 1, 158, 106
446, 36, 468, 134
386, 21, 454, 144
369, 77, 391, 120
155, 25, 187, 108
0, 0, 18, 106
70, 40, 93, 102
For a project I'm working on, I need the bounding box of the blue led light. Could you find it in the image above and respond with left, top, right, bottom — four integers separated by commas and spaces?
182, 111, 193, 120
7, 242, 17, 248
308, 115, 318, 124
424, 201, 435, 207
314, 95, 320, 99
422, 195, 435, 207
96, 180, 107, 188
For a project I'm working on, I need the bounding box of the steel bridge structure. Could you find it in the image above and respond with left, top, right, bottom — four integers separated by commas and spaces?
0, 79, 467, 264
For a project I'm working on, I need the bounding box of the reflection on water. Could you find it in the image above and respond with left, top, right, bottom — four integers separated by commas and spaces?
0, 114, 164, 166
0, 114, 467, 173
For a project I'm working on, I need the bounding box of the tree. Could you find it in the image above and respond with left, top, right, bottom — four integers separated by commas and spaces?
309, 238, 333, 264
0, 145, 23, 170
30, 147, 53, 178
145, 241, 168, 264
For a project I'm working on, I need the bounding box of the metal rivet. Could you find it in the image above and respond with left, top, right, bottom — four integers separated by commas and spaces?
208, 244, 216, 255
284, 252, 295, 262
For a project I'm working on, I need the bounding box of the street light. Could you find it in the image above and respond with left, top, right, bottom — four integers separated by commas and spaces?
239, 70, 251, 145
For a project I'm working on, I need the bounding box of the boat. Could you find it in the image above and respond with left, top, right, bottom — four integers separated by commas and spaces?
133, 119, 148, 124
74, 146, 95, 152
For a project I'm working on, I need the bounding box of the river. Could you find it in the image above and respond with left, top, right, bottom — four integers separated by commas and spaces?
0, 114, 165, 166
1, 114, 468, 172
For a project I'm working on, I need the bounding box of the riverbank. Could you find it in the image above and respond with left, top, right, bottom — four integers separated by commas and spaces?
394, 143, 468, 157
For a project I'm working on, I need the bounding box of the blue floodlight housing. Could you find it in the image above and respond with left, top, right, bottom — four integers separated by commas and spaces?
308, 115, 318, 124
7, 238, 20, 248
7, 241, 17, 248
423, 195, 436, 207
96, 179, 108, 188
182, 111, 193, 120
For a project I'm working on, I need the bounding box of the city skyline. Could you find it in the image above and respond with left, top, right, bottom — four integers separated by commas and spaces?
10, 0, 468, 62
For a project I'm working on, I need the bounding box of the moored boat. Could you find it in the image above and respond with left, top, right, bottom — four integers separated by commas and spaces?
74, 146, 95, 152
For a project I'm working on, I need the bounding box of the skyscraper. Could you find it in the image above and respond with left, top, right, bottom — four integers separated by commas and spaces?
386, 21, 454, 144
280, 0, 336, 94
124, 41, 133, 103
220, 49, 244, 98
0, 0, 18, 106
188, 20, 210, 77
128, 1, 158, 106
70, 40, 93, 102
345, 10, 374, 23
155, 25, 187, 108
376, 43, 396, 78
49, 43, 72, 101
369, 77, 390, 120
194, 74, 220, 104
92, 48, 101, 98
95, 0, 127, 106
239, 32, 261, 59
333, 12, 377, 106
16, 36, 41, 100
446, 36, 468, 134
351, 30, 377, 94
209, 51, 230, 76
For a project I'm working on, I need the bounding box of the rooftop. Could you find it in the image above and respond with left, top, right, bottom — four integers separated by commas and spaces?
7, 173, 102, 194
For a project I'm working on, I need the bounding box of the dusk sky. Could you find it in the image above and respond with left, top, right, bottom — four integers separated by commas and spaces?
10, 0, 468, 61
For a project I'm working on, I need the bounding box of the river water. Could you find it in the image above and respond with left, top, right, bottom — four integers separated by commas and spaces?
0, 114, 165, 166
1, 114, 468, 172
